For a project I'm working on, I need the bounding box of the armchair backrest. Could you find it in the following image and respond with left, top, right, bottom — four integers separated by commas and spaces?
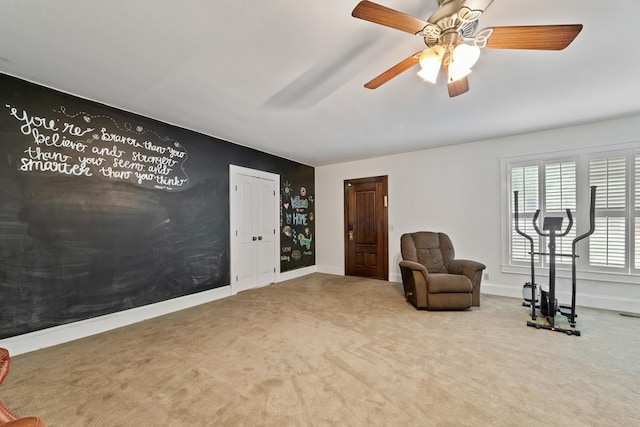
400, 232, 455, 273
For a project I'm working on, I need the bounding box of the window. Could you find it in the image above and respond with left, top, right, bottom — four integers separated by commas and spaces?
635, 154, 640, 270
545, 161, 576, 262
589, 156, 626, 268
505, 148, 640, 279
511, 164, 539, 263
510, 160, 576, 268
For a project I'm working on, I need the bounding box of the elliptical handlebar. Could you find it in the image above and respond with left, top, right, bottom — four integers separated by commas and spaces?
513, 191, 535, 245
532, 209, 541, 235
513, 191, 537, 320
573, 185, 597, 248
562, 209, 574, 237
567, 185, 597, 327
532, 208, 573, 237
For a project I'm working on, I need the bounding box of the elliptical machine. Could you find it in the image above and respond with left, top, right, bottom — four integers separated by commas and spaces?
513, 186, 596, 336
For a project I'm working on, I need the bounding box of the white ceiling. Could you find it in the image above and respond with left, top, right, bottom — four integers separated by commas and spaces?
1, 0, 639, 166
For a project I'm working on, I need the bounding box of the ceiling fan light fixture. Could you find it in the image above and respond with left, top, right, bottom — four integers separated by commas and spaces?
417, 46, 444, 84
452, 43, 481, 69
448, 62, 472, 83
417, 67, 438, 84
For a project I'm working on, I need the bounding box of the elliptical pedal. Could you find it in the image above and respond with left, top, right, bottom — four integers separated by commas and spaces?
558, 305, 575, 318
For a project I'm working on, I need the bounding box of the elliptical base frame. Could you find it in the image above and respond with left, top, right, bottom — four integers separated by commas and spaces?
527, 320, 580, 336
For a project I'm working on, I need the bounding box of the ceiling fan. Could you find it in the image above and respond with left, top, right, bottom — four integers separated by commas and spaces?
351, 0, 583, 97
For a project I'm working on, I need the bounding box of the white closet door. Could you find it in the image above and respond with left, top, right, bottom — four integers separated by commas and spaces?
230, 166, 277, 293
254, 178, 276, 286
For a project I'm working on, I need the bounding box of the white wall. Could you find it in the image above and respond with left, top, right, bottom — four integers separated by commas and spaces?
315, 114, 640, 314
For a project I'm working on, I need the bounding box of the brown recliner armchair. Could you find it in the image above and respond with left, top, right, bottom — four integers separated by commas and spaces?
399, 232, 486, 310
0, 349, 45, 427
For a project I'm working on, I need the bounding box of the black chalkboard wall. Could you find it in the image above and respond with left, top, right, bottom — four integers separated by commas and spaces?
0, 73, 314, 339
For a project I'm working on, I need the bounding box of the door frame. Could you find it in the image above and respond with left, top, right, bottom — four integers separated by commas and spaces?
229, 165, 280, 295
344, 175, 389, 280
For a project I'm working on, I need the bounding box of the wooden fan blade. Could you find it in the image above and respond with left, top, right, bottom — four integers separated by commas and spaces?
364, 52, 421, 89
352, 1, 428, 35
486, 24, 583, 50
447, 76, 469, 97
442, 58, 469, 97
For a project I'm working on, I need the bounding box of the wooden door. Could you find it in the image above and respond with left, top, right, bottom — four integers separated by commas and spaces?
344, 176, 388, 280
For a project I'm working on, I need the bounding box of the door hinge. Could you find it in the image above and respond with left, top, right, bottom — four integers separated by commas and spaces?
235, 230, 238, 236
235, 275, 238, 282
384, 195, 388, 207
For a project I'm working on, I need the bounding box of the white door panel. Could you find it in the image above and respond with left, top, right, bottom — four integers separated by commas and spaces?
230, 166, 278, 293
236, 179, 256, 290
256, 179, 276, 286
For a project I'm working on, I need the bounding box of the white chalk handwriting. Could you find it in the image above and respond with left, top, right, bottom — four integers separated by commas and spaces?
5, 104, 189, 191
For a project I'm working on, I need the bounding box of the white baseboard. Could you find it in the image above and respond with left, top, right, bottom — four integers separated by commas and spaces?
0, 286, 232, 356
316, 265, 344, 276
482, 282, 640, 314
278, 266, 317, 282
571, 293, 640, 314
481, 282, 522, 299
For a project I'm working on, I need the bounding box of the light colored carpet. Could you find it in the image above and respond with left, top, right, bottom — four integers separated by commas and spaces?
2, 273, 639, 426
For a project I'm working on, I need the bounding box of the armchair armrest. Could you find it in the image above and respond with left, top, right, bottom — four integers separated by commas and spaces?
399, 260, 428, 275
448, 259, 486, 280
399, 260, 429, 308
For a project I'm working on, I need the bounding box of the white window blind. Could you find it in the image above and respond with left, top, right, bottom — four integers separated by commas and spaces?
589, 156, 626, 268
635, 154, 640, 270
545, 161, 576, 262
635, 154, 640, 209
590, 156, 626, 209
545, 162, 576, 211
510, 161, 577, 267
511, 165, 539, 262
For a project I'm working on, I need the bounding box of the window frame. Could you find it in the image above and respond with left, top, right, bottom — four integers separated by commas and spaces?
508, 156, 579, 271
586, 154, 629, 273
501, 144, 640, 284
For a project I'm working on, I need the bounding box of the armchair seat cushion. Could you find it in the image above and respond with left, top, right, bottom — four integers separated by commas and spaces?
428, 273, 473, 294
